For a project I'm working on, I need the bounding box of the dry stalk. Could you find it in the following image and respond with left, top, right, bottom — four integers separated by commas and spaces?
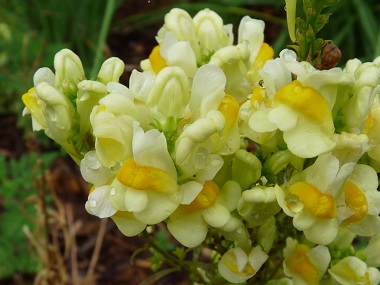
24, 157, 108, 285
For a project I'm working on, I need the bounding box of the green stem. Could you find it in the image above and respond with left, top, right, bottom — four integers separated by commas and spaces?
90, 0, 116, 79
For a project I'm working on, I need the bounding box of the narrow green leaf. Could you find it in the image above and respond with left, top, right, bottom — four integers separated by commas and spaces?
352, 0, 378, 48
138, 267, 180, 285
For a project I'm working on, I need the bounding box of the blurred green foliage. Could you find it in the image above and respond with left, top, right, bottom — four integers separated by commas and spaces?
0, 152, 58, 279
111, 0, 380, 63
0, 0, 123, 120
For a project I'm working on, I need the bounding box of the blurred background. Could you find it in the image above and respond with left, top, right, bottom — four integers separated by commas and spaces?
0, 0, 379, 284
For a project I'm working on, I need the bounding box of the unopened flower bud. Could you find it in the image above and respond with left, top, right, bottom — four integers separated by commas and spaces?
258, 217, 276, 252
77, 80, 108, 138
36, 81, 74, 131
231, 149, 262, 190
238, 16, 265, 62
54, 48, 85, 98
165, 8, 195, 39
218, 246, 268, 283
193, 8, 230, 53
33, 67, 55, 87
148, 66, 190, 125
97, 57, 125, 84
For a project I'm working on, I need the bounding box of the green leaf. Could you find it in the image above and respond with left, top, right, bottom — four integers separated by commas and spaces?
352, 0, 378, 49
315, 13, 331, 33
138, 268, 180, 285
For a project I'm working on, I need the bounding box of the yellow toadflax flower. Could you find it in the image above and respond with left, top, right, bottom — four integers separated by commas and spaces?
328, 256, 380, 285
115, 122, 181, 225
167, 180, 237, 248
85, 122, 182, 237
276, 154, 355, 245
283, 237, 331, 285
337, 164, 380, 236
90, 90, 138, 168
218, 245, 268, 283
267, 79, 336, 158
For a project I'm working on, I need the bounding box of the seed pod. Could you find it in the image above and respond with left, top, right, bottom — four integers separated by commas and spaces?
319, 43, 342, 70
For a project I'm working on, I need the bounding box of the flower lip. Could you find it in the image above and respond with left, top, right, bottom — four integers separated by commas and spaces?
341, 180, 368, 225
288, 181, 336, 219
286, 244, 320, 284
185, 180, 219, 211
149, 45, 167, 74
117, 158, 178, 194
274, 80, 333, 131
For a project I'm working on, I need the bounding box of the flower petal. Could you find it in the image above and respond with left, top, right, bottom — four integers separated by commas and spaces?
202, 202, 230, 228
134, 191, 181, 224
125, 188, 148, 213
167, 211, 208, 247
303, 218, 338, 245
111, 211, 146, 237
86, 186, 117, 218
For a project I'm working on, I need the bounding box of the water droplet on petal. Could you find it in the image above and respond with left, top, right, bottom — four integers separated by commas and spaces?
237, 227, 242, 234
285, 194, 304, 213
282, 49, 297, 62
85, 152, 101, 169
110, 187, 116, 196
88, 199, 97, 208
165, 210, 171, 215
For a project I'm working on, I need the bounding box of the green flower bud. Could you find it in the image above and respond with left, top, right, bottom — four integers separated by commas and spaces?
97, 57, 125, 84
231, 149, 262, 190
36, 82, 74, 131
237, 186, 281, 227
148, 66, 190, 130
257, 217, 277, 252
193, 8, 230, 54
54, 48, 85, 100
76, 80, 108, 143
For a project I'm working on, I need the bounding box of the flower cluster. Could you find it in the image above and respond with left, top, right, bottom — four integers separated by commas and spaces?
22, 7, 380, 284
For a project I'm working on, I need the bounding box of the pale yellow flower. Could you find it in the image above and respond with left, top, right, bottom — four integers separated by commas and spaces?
332, 132, 370, 165
363, 98, 380, 170
356, 234, 380, 268
337, 164, 380, 236
283, 237, 331, 285
175, 64, 230, 177
115, 122, 181, 225
90, 91, 138, 167
167, 180, 237, 248
218, 246, 268, 283
337, 60, 380, 133
276, 154, 355, 244
80, 150, 117, 186
328, 256, 380, 285
267, 80, 336, 158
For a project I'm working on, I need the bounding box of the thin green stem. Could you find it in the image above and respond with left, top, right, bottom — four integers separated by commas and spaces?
90, 0, 116, 79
